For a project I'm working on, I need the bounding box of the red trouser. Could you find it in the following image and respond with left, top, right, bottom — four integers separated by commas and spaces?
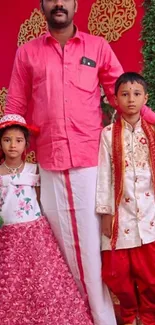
102, 242, 155, 325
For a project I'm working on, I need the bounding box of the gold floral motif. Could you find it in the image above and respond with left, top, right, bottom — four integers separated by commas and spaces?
26, 151, 37, 163
0, 87, 7, 119
18, 9, 47, 46
88, 0, 137, 42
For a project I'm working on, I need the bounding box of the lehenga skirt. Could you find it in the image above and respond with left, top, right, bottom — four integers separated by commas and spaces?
0, 216, 93, 325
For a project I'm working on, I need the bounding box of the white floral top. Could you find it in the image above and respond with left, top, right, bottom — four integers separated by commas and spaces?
0, 163, 41, 225
96, 119, 155, 250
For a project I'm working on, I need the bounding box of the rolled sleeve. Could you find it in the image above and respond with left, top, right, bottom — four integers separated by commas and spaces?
5, 47, 32, 116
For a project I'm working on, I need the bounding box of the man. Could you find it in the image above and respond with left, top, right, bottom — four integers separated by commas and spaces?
5, 1, 155, 324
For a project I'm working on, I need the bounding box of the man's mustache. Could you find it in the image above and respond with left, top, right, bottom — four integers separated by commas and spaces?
51, 6, 68, 15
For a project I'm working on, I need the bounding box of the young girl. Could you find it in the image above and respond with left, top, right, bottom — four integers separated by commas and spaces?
0, 114, 93, 325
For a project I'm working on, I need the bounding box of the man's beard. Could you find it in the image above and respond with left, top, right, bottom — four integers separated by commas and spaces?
46, 6, 72, 30
47, 16, 72, 30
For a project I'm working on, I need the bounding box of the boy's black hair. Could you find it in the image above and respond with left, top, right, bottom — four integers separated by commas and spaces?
115, 72, 148, 96
0, 125, 29, 145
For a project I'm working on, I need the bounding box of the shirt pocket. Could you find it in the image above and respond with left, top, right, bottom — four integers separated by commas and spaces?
75, 65, 98, 92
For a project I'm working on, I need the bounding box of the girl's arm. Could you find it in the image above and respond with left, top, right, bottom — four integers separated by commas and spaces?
35, 165, 43, 215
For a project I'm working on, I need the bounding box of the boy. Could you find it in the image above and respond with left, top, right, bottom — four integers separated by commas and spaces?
96, 72, 155, 325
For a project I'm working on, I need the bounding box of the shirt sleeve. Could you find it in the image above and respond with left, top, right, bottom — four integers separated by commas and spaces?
5, 47, 32, 116
96, 129, 113, 214
98, 39, 124, 108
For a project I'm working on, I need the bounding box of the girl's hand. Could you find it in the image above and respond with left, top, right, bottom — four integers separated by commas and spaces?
101, 214, 113, 238
0, 216, 4, 228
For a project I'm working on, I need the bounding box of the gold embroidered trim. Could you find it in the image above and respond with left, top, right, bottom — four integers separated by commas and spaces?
111, 291, 120, 305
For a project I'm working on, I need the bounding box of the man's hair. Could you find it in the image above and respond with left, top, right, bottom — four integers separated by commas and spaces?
115, 72, 148, 95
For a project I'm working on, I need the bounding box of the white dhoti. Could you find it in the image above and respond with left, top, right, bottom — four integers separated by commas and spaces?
39, 166, 116, 325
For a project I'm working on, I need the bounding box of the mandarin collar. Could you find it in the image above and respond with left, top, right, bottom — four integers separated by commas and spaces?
121, 117, 141, 132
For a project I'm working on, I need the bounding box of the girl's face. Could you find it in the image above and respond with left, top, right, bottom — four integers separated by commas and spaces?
1, 128, 26, 160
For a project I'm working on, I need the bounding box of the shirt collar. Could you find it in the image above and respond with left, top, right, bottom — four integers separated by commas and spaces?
44, 25, 82, 43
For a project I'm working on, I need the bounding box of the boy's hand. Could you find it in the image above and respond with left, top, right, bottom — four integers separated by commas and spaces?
101, 214, 113, 238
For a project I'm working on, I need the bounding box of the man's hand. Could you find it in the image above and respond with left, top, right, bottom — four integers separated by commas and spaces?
101, 214, 113, 238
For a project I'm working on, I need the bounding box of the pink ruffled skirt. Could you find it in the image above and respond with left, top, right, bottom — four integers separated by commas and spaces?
0, 217, 93, 325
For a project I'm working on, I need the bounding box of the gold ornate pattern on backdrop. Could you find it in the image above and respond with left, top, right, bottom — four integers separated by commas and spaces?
18, 8, 47, 46
0, 87, 7, 119
26, 151, 37, 163
88, 0, 137, 42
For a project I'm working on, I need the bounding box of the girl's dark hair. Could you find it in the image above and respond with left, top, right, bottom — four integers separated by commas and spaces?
115, 72, 148, 95
0, 125, 29, 144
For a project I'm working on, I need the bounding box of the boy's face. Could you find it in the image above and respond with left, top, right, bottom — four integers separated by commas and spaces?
115, 81, 148, 116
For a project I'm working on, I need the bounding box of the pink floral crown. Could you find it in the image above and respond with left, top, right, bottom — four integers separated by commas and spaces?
0, 114, 39, 135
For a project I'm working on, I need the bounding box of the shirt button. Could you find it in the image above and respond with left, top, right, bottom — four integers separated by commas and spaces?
65, 98, 67, 102
64, 65, 68, 69
124, 229, 130, 234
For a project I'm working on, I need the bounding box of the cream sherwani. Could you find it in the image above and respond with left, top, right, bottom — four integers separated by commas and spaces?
96, 119, 155, 250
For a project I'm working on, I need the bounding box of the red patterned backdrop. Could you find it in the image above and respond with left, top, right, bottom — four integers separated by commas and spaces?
0, 0, 144, 92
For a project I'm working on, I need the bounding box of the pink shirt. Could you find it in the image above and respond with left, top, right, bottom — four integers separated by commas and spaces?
5, 30, 155, 170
